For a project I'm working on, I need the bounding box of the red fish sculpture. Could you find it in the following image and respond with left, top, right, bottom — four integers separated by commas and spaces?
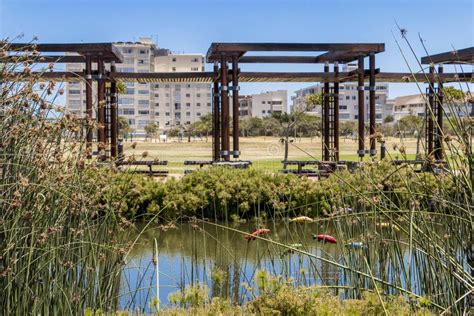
312, 234, 337, 244
245, 228, 271, 241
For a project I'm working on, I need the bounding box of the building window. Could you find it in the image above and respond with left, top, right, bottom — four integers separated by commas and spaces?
191, 57, 199, 62
196, 93, 201, 98
191, 67, 199, 71
339, 105, 348, 110
138, 59, 148, 64
165, 112, 170, 116
186, 93, 191, 98
346, 96, 350, 100
197, 103, 201, 107
186, 102, 191, 107
138, 90, 149, 95
123, 108, 135, 115
138, 110, 150, 115
262, 110, 266, 114
118, 98, 134, 105
175, 103, 181, 110
172, 57, 177, 62
196, 112, 201, 117
69, 90, 81, 95
186, 112, 191, 116
138, 100, 149, 106
352, 96, 356, 100
139, 49, 148, 54
207, 102, 211, 107
126, 88, 134, 95
172, 67, 176, 72
154, 93, 159, 98
154, 84, 160, 89
262, 101, 266, 104
155, 103, 159, 107
122, 48, 133, 54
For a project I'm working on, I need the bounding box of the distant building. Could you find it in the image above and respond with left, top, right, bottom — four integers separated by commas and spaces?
65, 37, 211, 136
291, 64, 389, 123
391, 93, 472, 121
239, 90, 287, 118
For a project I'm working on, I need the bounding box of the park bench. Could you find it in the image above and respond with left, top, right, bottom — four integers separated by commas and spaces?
116, 160, 169, 176
392, 159, 447, 173
183, 160, 252, 174
281, 160, 352, 178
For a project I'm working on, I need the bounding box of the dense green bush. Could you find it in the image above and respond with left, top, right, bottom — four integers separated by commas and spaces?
92, 161, 456, 222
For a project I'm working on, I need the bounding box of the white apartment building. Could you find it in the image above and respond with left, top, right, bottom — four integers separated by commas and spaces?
291, 64, 389, 123
239, 90, 288, 118
65, 37, 211, 136
391, 93, 472, 122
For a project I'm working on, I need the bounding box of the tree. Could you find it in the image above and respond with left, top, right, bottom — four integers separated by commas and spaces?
168, 127, 180, 138
118, 116, 133, 140
383, 115, 395, 123
262, 117, 282, 137
116, 82, 127, 95
240, 117, 263, 137
305, 93, 323, 111
398, 115, 422, 137
144, 122, 158, 141
442, 86, 465, 102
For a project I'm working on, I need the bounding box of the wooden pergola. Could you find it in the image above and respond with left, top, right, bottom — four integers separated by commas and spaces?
4, 42, 472, 166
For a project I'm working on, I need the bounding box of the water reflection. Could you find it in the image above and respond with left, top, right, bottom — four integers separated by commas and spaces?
119, 220, 371, 310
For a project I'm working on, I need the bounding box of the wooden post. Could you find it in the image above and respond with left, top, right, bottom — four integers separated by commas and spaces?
213, 62, 220, 161
110, 61, 118, 158
220, 55, 230, 161
334, 62, 340, 162
369, 53, 376, 157
435, 65, 444, 160
323, 63, 330, 161
232, 55, 240, 159
97, 56, 106, 160
85, 55, 93, 158
357, 56, 365, 159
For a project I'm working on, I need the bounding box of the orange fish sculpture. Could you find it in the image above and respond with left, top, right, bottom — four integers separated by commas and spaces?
245, 228, 271, 241
312, 234, 337, 244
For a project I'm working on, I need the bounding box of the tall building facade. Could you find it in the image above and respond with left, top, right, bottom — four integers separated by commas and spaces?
391, 93, 472, 122
65, 37, 211, 136
291, 64, 389, 123
239, 90, 288, 118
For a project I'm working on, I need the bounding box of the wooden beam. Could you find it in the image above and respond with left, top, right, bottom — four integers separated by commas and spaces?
5, 42, 123, 62
420, 47, 474, 64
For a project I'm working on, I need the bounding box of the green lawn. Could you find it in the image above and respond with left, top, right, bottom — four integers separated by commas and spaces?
122, 136, 420, 174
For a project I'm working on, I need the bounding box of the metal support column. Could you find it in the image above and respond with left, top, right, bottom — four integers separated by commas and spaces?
426, 65, 435, 156
110, 61, 118, 158
212, 62, 220, 161
435, 65, 444, 160
220, 55, 230, 161
323, 63, 330, 161
369, 53, 377, 157
333, 63, 340, 162
85, 55, 93, 158
97, 56, 106, 160
357, 56, 365, 158
232, 55, 240, 158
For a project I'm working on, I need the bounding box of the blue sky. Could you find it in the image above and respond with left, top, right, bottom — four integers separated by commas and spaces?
1, 0, 473, 101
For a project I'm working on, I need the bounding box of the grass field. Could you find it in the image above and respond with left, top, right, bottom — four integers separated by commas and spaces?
123, 136, 419, 173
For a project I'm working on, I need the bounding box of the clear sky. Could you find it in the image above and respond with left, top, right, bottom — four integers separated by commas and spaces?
1, 0, 473, 102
